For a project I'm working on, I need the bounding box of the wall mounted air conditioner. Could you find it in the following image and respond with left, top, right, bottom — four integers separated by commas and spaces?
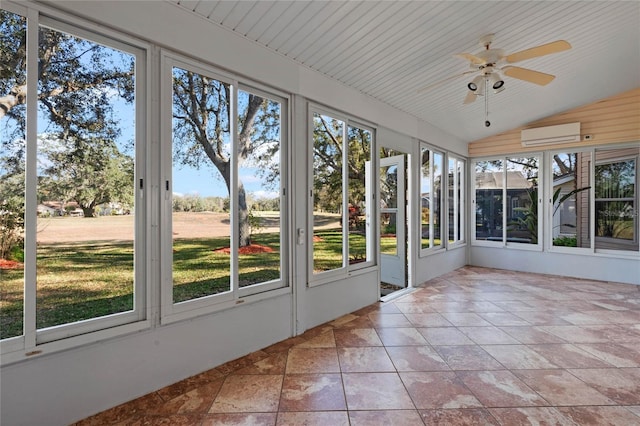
521, 122, 581, 147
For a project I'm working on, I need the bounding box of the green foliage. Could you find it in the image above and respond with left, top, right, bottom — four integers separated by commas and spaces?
512, 188, 539, 244
0, 152, 24, 260
594, 160, 635, 239
312, 114, 371, 214
0, 10, 26, 133
251, 196, 280, 212
510, 185, 592, 244
35, 26, 135, 141
553, 236, 577, 247
382, 222, 396, 235
2, 10, 136, 223
0, 196, 24, 260
39, 136, 134, 217
172, 194, 227, 212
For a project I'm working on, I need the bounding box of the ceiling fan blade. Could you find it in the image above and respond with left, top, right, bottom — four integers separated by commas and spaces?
505, 40, 571, 63
455, 52, 486, 65
416, 70, 476, 93
463, 91, 477, 105
503, 66, 556, 85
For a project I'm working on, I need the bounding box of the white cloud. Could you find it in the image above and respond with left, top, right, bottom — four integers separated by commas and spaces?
251, 190, 279, 200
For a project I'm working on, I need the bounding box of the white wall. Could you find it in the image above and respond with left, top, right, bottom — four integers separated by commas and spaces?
1, 2, 469, 425
416, 247, 469, 284
0, 295, 293, 425
471, 247, 640, 285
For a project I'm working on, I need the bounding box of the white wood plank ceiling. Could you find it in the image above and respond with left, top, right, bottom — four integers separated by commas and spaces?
168, 0, 640, 143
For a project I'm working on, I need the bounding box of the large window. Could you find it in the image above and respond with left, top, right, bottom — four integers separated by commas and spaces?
474, 156, 540, 246
420, 146, 444, 251
169, 65, 232, 304
310, 109, 374, 280
475, 160, 503, 242
551, 147, 638, 253
162, 54, 288, 320
1, 9, 146, 346
551, 151, 592, 249
594, 148, 638, 251
448, 155, 465, 245
506, 157, 539, 244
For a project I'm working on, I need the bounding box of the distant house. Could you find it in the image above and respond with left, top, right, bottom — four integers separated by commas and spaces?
98, 202, 128, 216
37, 201, 83, 217
37, 204, 58, 217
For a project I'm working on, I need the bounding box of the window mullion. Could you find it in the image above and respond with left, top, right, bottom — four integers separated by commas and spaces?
453, 159, 459, 242
23, 7, 39, 348
342, 122, 349, 268
230, 82, 239, 295
589, 149, 596, 252
458, 161, 464, 240
430, 150, 435, 248
502, 157, 508, 245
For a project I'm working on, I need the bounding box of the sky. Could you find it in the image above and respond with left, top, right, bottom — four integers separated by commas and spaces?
172, 163, 278, 199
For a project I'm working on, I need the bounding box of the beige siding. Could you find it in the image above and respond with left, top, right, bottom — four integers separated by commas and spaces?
469, 88, 640, 157
577, 152, 591, 247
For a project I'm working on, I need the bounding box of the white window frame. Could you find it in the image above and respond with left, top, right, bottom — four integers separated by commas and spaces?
307, 104, 377, 287
159, 51, 290, 324
419, 143, 446, 256
446, 154, 466, 248
1, 2, 151, 362
593, 150, 638, 253
546, 149, 594, 254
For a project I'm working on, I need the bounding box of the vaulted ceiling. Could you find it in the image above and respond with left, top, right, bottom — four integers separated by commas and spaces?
168, 1, 640, 143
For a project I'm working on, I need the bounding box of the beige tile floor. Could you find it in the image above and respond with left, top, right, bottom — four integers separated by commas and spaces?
75, 266, 640, 425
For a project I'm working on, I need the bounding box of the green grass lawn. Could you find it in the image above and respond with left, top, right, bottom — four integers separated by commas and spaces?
0, 229, 398, 339
312, 229, 398, 272
0, 233, 281, 339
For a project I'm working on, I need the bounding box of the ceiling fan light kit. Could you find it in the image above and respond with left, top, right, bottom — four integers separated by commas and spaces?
488, 73, 505, 92
468, 75, 483, 92
418, 34, 572, 127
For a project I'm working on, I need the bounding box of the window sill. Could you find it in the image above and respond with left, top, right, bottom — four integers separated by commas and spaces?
0, 319, 151, 366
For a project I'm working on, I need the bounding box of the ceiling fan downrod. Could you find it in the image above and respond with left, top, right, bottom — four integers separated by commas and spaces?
484, 78, 491, 127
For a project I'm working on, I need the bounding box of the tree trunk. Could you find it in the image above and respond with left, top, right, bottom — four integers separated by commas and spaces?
238, 183, 251, 247
81, 206, 96, 218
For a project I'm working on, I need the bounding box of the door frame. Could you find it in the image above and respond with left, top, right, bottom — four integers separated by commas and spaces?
378, 152, 410, 298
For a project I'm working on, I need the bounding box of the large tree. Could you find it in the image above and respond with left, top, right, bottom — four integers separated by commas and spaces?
312, 115, 370, 214
1, 13, 134, 137
171, 70, 280, 247
1, 9, 135, 216
39, 135, 133, 217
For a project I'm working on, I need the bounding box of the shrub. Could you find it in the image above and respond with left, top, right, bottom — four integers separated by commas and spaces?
0, 198, 24, 260
553, 236, 577, 247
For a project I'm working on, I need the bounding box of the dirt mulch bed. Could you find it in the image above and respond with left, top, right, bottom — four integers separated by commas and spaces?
0, 259, 23, 270
213, 244, 275, 255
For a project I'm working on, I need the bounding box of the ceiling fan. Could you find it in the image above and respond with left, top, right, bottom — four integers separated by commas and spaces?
418, 34, 572, 106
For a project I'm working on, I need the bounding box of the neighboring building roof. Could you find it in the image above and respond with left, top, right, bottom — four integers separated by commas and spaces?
553, 173, 576, 187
